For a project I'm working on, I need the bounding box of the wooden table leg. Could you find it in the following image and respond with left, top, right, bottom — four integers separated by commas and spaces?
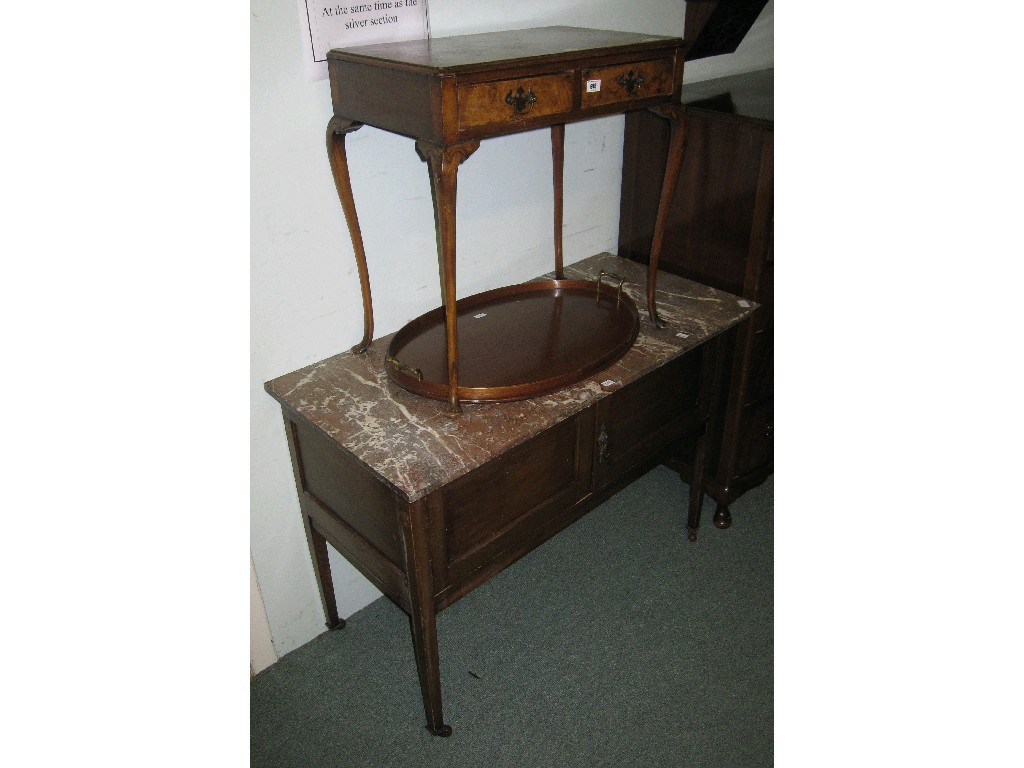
551, 123, 565, 279
326, 117, 374, 354
402, 498, 451, 736
307, 522, 346, 630
284, 417, 346, 630
687, 334, 726, 542
687, 432, 707, 543
416, 140, 480, 413
646, 104, 688, 329
713, 314, 757, 530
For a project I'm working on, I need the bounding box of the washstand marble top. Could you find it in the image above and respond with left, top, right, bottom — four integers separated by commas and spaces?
265, 253, 756, 502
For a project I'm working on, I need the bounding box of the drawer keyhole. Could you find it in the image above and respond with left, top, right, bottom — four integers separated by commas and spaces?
504, 86, 537, 115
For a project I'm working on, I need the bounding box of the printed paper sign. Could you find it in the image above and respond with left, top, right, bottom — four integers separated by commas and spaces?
298, 0, 429, 81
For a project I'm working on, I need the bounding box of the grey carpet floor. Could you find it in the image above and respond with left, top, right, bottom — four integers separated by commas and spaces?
251, 465, 773, 767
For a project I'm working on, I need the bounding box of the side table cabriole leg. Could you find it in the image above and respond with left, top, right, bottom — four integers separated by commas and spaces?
646, 104, 688, 329
551, 123, 565, 279
402, 498, 451, 737
416, 140, 481, 413
326, 117, 374, 354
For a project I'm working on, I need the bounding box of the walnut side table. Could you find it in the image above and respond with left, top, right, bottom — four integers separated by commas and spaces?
324, 26, 690, 410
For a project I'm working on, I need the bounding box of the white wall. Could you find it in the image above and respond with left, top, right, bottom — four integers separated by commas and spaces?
251, 0, 773, 658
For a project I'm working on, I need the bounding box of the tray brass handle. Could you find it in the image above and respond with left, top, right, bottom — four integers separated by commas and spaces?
616, 70, 645, 96
596, 270, 627, 308
505, 86, 537, 115
387, 356, 423, 381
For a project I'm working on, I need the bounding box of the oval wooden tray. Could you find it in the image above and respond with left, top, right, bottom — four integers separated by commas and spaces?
386, 279, 640, 403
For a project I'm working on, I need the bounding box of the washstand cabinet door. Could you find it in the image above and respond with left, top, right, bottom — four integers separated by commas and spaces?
593, 351, 702, 488
439, 412, 593, 588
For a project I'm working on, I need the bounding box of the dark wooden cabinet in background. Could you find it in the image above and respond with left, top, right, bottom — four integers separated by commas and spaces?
619, 67, 773, 526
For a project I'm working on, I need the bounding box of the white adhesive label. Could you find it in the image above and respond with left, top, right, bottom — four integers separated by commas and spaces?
586, 79, 601, 93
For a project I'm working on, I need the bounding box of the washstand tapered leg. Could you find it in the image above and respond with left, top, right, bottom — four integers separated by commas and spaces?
308, 522, 346, 630
687, 432, 707, 543
687, 335, 726, 542
284, 417, 346, 630
402, 498, 451, 736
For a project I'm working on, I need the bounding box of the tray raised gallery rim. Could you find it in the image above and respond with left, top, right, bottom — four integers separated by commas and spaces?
386, 278, 640, 403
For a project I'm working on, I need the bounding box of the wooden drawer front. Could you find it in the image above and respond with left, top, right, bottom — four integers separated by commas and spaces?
581, 57, 674, 109
441, 414, 589, 578
457, 72, 574, 130
594, 351, 702, 487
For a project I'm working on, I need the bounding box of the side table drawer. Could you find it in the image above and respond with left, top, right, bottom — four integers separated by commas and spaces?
581, 57, 675, 109
457, 72, 574, 130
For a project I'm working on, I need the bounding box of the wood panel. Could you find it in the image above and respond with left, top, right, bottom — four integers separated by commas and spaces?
291, 418, 405, 568
620, 107, 769, 295
594, 351, 702, 488
441, 413, 592, 584
304, 490, 410, 612
328, 60, 440, 141
734, 400, 772, 478
619, 69, 774, 514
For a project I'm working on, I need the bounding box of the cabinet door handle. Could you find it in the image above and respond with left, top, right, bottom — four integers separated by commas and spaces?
597, 423, 610, 464
505, 86, 537, 114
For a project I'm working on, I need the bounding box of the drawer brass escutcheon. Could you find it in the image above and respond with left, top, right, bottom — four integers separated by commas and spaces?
615, 70, 645, 95
504, 86, 537, 115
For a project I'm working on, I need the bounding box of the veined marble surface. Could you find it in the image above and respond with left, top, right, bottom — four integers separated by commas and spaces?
265, 253, 756, 502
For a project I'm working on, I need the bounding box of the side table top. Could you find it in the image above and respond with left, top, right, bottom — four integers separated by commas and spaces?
265, 253, 756, 502
326, 26, 681, 74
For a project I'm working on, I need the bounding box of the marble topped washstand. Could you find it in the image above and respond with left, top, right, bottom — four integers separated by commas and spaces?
265, 252, 756, 736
